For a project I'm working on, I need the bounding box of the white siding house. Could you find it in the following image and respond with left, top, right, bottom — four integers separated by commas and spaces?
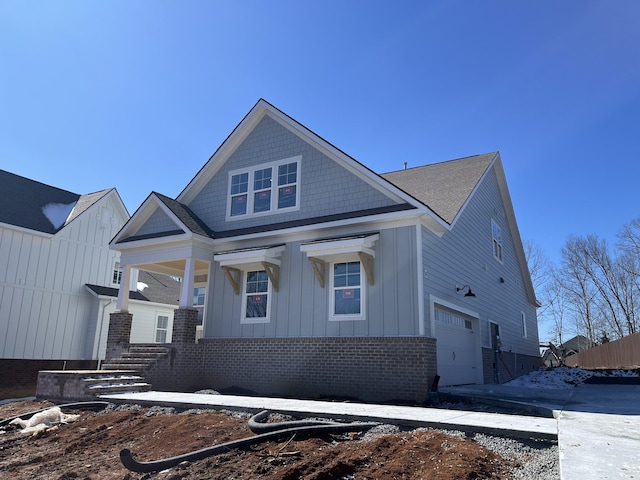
0, 171, 181, 384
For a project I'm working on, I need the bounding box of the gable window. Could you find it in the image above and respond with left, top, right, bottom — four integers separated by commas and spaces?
242, 270, 271, 323
155, 314, 169, 343
230, 172, 249, 216
112, 263, 123, 286
227, 156, 301, 220
492, 220, 503, 262
330, 261, 365, 320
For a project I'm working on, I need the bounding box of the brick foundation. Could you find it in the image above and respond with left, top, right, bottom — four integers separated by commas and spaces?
143, 336, 437, 404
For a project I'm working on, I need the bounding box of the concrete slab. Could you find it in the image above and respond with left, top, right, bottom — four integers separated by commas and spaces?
99, 390, 557, 440
441, 383, 640, 479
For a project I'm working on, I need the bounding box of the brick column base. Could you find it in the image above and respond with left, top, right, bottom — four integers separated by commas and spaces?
172, 308, 198, 343
106, 311, 132, 360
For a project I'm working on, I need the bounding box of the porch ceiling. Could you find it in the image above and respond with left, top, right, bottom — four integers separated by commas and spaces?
136, 259, 210, 278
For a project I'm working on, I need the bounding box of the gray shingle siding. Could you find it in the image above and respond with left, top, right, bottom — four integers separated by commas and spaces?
188, 116, 398, 231
134, 208, 178, 237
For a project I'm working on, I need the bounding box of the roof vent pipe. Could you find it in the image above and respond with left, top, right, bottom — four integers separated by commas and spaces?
403, 162, 407, 170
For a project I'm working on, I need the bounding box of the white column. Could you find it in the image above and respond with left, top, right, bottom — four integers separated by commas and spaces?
116, 265, 131, 312
179, 258, 195, 308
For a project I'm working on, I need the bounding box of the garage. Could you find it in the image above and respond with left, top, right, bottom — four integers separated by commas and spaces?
434, 305, 480, 386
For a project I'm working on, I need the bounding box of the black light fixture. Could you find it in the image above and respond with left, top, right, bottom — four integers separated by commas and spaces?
456, 285, 476, 298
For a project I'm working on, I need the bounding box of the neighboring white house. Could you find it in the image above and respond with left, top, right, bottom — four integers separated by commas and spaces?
0, 170, 182, 382
107, 99, 541, 402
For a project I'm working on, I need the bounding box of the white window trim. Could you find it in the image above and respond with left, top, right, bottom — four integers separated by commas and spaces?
492, 219, 503, 263
214, 245, 284, 324
329, 260, 366, 321
111, 262, 123, 286
226, 155, 301, 221
155, 314, 169, 343
240, 270, 272, 324
300, 234, 378, 322
521, 311, 527, 338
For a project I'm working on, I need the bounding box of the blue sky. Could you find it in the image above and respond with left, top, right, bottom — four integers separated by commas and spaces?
2, 2, 639, 273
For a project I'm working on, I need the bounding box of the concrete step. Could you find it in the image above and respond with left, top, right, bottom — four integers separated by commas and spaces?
100, 361, 150, 372
82, 373, 151, 397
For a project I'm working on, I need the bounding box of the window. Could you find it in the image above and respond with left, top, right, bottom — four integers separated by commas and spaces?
227, 156, 301, 220
492, 220, 503, 262
330, 261, 365, 320
155, 315, 169, 343
521, 311, 527, 338
112, 263, 123, 286
230, 172, 249, 216
193, 287, 206, 326
242, 270, 271, 323
435, 306, 473, 330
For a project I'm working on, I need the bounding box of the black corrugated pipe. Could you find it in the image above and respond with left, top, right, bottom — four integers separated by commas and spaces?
120, 410, 378, 473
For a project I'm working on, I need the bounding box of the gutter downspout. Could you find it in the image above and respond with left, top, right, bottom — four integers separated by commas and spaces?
95, 298, 113, 369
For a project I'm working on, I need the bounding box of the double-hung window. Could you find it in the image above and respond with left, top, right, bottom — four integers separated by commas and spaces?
300, 234, 378, 323
155, 315, 169, 343
492, 219, 503, 262
227, 156, 301, 220
214, 245, 285, 325
330, 261, 365, 321
112, 263, 123, 286
230, 172, 249, 217
242, 270, 271, 323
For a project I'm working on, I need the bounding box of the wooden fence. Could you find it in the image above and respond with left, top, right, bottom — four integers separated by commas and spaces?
564, 331, 640, 369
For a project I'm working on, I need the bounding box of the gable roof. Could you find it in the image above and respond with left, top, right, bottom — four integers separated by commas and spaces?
85, 270, 181, 305
381, 153, 497, 225
176, 99, 436, 218
0, 169, 118, 235
154, 193, 214, 238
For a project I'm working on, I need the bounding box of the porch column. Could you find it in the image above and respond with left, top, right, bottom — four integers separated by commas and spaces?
115, 264, 132, 312
172, 308, 198, 343
179, 257, 195, 308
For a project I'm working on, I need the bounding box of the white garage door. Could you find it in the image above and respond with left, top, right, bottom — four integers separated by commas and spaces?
435, 306, 479, 387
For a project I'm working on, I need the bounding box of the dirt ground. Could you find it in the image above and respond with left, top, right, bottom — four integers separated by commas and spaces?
0, 399, 525, 480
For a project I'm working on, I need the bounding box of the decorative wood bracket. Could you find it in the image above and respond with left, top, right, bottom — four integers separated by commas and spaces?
308, 257, 326, 288
222, 266, 241, 295
261, 261, 280, 292
358, 251, 375, 286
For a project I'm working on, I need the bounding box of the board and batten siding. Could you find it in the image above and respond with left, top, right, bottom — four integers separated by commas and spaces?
187, 115, 398, 232
203, 225, 420, 339
0, 194, 126, 360
422, 165, 539, 357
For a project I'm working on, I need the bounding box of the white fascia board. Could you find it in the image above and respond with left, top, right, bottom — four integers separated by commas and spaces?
110, 194, 160, 245
214, 244, 285, 267
268, 108, 419, 206
117, 238, 213, 267
178, 102, 267, 205
0, 222, 54, 239
300, 234, 378, 259
210, 206, 437, 246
